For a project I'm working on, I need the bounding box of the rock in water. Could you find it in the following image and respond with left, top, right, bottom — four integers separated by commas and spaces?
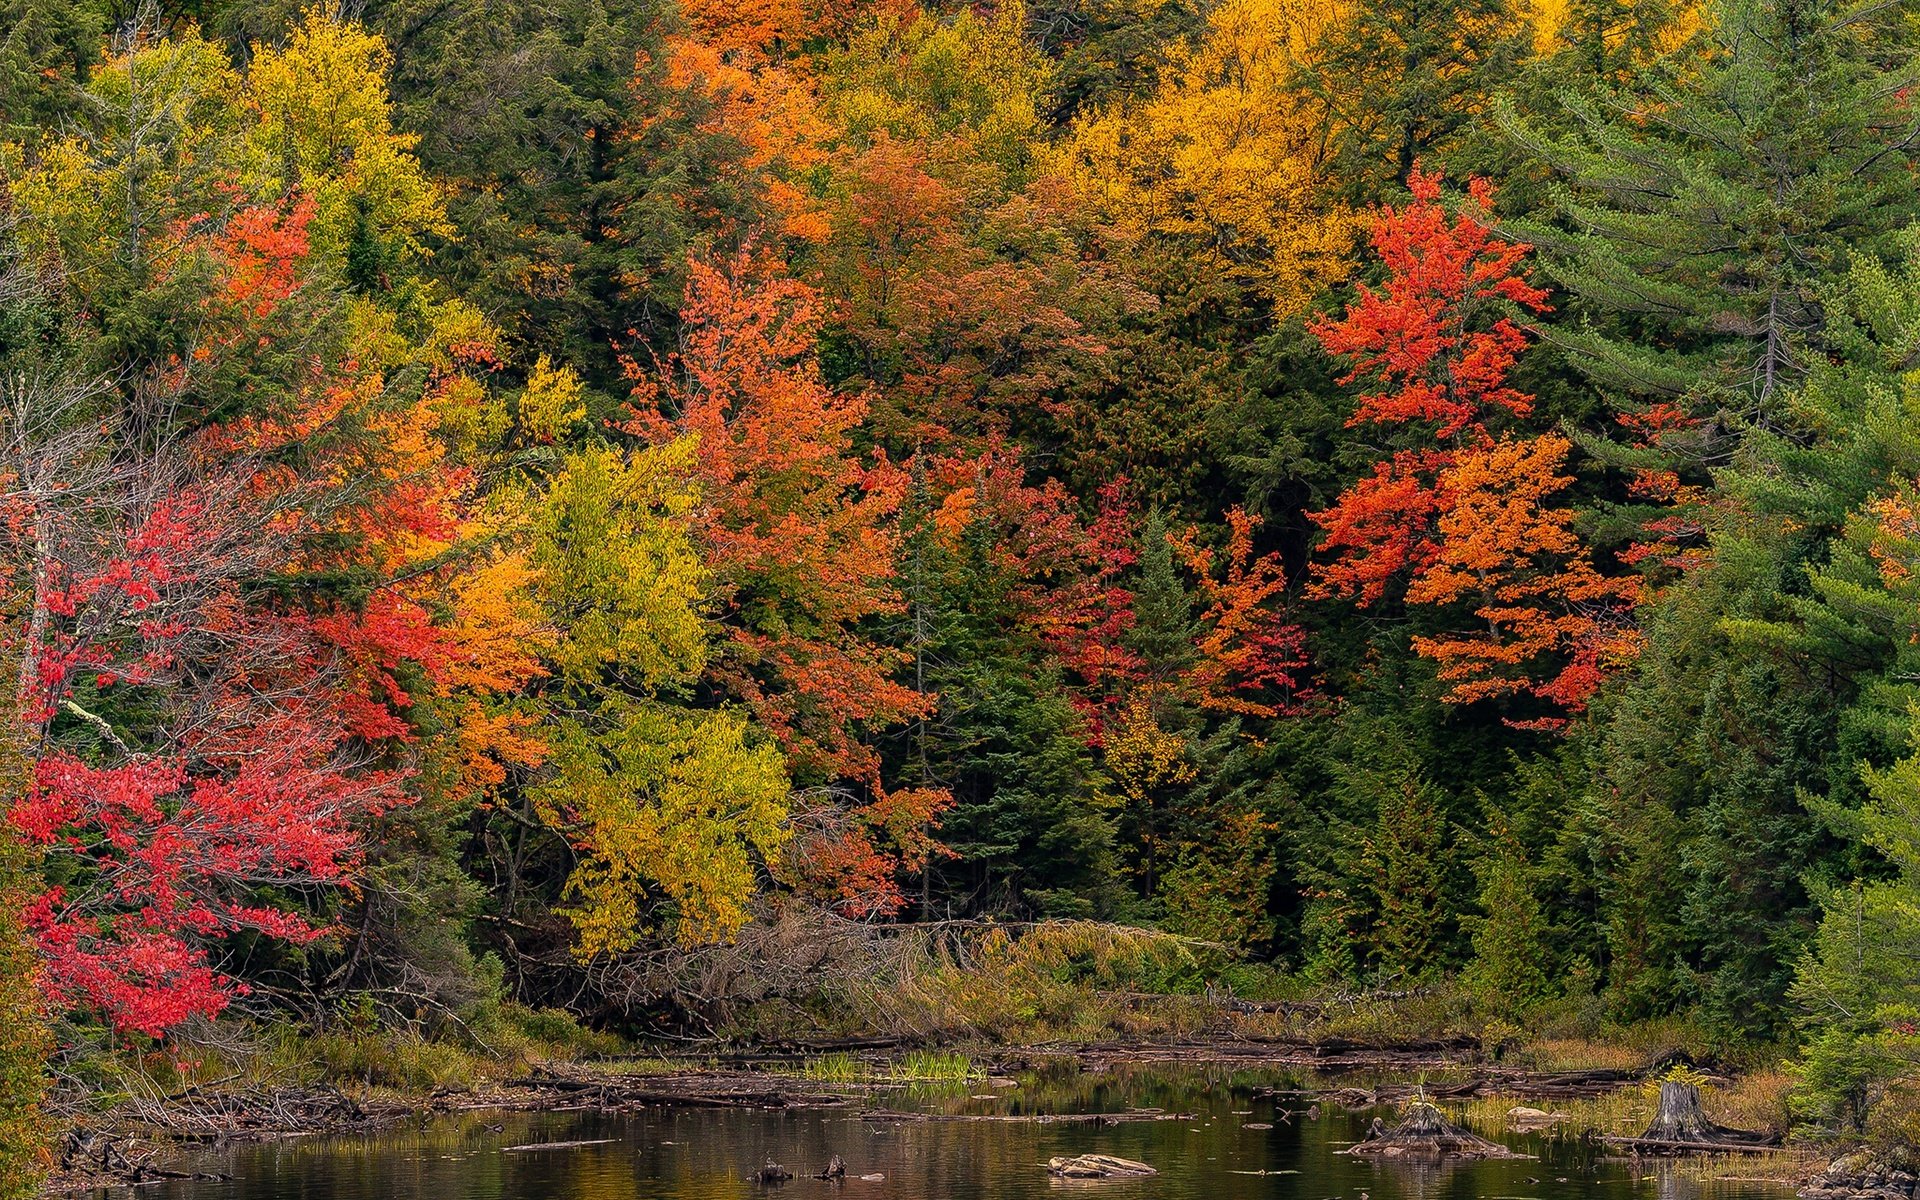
758, 1160, 794, 1183
1507, 1106, 1568, 1130
1047, 1154, 1160, 1179
815, 1155, 846, 1180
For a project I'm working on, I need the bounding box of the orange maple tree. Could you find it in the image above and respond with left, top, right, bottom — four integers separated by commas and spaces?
1310, 167, 1639, 725
623, 247, 946, 916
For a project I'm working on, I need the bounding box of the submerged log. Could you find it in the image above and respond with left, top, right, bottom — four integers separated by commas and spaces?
1047, 1154, 1159, 1179
861, 1109, 1190, 1124
1605, 1082, 1779, 1154
1343, 1101, 1529, 1159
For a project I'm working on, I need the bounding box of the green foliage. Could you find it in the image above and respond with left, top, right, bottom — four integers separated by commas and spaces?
12, 0, 1920, 1158
1462, 838, 1553, 1014
1509, 0, 1920, 417
1310, 0, 1530, 194
1792, 721, 1920, 1138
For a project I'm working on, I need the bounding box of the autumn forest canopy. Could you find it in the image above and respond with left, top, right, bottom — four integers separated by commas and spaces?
3, 0, 1920, 1181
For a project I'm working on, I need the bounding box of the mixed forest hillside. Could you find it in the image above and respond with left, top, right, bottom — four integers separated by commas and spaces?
3, 0, 1920, 1187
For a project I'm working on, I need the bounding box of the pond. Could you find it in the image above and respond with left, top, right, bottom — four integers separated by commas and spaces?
106, 1063, 1796, 1200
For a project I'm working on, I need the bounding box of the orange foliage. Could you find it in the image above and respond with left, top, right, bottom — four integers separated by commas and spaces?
623, 247, 947, 916
1173, 509, 1311, 718
1311, 168, 1638, 724
1407, 436, 1642, 721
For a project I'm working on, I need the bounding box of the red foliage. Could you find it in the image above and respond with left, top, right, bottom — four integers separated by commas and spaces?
2, 198, 482, 1036
1172, 508, 1311, 718
1309, 168, 1637, 723
924, 443, 1141, 695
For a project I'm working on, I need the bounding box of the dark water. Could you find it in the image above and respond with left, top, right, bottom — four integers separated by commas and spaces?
115, 1063, 1793, 1200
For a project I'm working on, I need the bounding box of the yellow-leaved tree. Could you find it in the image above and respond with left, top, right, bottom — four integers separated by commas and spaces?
524, 441, 790, 953
1052, 0, 1359, 311
242, 9, 450, 270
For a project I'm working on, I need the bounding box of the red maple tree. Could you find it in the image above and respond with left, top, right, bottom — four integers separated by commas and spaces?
1310, 167, 1638, 725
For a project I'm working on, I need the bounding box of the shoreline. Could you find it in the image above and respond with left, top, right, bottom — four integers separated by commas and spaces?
41, 1036, 1818, 1194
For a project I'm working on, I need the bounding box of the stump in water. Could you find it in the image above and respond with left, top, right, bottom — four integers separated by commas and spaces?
1343, 1101, 1528, 1160
1615, 1082, 1776, 1152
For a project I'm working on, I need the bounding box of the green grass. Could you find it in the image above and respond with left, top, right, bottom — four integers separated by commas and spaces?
798, 1052, 865, 1081
887, 1050, 975, 1081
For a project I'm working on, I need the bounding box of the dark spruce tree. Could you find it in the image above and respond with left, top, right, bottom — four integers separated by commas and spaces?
1507, 0, 1920, 431
1303, 0, 1530, 197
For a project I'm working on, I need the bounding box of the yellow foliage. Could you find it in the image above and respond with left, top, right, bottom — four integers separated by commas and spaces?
443, 548, 552, 696
1526, 0, 1703, 58
530, 441, 712, 691
537, 701, 789, 952
822, 1, 1050, 194
1052, 0, 1359, 310
242, 9, 451, 262
1103, 692, 1197, 809
517, 354, 588, 445
522, 439, 792, 950
6, 30, 242, 268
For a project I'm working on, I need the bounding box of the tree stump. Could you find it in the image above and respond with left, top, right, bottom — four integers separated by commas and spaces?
1343, 1101, 1529, 1159
1606, 1081, 1778, 1152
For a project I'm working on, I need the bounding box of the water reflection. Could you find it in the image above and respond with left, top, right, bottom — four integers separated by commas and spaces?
106, 1063, 1794, 1200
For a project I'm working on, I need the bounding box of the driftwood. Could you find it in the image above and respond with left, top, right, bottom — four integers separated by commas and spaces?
1048, 1154, 1159, 1179
57, 1130, 232, 1187
501, 1139, 617, 1152
1603, 1082, 1780, 1154
1343, 1102, 1530, 1159
505, 1067, 858, 1111
815, 1155, 846, 1180
758, 1160, 794, 1183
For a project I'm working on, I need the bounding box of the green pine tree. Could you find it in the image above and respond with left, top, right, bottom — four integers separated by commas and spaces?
1507, 0, 1920, 427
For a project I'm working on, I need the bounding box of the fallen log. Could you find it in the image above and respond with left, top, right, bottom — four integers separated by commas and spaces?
861, 1109, 1191, 1124
1603, 1136, 1789, 1154
1048, 1154, 1158, 1179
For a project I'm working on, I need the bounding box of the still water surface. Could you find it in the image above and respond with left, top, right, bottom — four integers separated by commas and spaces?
113, 1063, 1795, 1200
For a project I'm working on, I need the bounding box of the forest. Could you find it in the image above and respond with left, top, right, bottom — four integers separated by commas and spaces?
2, 0, 1919, 1189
